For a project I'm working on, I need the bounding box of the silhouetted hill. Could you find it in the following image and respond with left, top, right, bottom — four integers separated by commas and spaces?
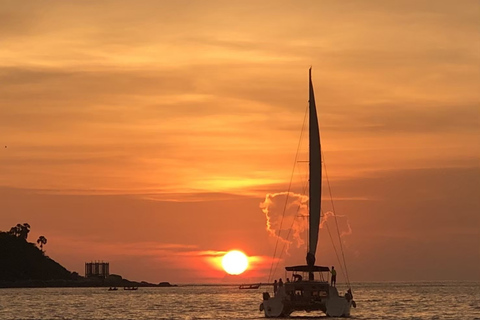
0, 232, 74, 281
0, 225, 176, 288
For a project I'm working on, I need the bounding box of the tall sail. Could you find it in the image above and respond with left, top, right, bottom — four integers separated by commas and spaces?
306, 68, 322, 267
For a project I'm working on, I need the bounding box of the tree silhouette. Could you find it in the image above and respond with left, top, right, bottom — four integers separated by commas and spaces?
7, 223, 31, 240
8, 226, 20, 237
37, 236, 47, 252
19, 223, 30, 240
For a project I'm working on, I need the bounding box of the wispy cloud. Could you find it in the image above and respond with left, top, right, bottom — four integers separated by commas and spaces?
260, 192, 309, 251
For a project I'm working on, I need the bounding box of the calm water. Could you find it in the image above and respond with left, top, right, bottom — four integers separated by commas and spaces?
0, 282, 478, 320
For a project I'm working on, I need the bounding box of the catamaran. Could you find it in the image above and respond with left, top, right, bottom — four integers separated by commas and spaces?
259, 69, 355, 317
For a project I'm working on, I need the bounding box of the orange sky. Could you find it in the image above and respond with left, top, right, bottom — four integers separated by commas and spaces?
0, 0, 479, 283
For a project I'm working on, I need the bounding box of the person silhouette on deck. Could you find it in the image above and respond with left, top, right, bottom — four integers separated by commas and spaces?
273, 280, 278, 294
293, 273, 302, 282
330, 266, 337, 287
279, 278, 283, 288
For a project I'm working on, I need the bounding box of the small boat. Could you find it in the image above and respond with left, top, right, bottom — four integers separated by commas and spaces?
108, 287, 118, 291
123, 286, 138, 290
239, 283, 261, 290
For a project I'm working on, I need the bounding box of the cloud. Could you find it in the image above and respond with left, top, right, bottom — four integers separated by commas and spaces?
260, 191, 309, 251
1, 0, 478, 196
0, 0, 478, 283
50, 238, 199, 258
320, 211, 353, 238
51, 239, 273, 282
260, 190, 354, 250
321, 103, 480, 135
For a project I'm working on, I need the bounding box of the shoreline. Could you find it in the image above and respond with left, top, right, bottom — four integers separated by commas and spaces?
0, 279, 177, 289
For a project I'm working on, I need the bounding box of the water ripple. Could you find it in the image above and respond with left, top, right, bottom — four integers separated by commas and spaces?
0, 282, 478, 320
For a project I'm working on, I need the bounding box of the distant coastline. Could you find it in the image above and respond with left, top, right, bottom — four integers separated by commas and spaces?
0, 223, 177, 289
0, 279, 178, 289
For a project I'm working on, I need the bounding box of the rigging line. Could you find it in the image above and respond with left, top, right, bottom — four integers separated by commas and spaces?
267, 103, 309, 283
322, 151, 352, 288
272, 167, 308, 275
272, 178, 347, 285
322, 209, 348, 284
273, 158, 347, 283
271, 179, 309, 279
271, 172, 348, 285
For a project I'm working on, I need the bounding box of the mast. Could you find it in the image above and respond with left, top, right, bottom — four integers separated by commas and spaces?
306, 68, 322, 267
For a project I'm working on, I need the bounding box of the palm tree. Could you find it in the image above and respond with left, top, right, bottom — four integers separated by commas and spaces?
37, 236, 47, 252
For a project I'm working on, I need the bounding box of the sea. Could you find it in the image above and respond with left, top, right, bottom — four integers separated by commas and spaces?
0, 282, 478, 320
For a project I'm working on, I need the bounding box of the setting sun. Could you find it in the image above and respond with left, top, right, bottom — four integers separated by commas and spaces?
221, 250, 249, 275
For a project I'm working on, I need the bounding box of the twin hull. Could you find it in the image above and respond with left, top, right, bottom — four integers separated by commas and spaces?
261, 283, 352, 318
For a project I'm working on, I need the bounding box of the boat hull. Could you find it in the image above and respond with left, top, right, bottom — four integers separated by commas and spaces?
261, 286, 352, 318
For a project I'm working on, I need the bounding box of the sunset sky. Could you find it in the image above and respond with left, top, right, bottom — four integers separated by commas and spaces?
1, 0, 479, 283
